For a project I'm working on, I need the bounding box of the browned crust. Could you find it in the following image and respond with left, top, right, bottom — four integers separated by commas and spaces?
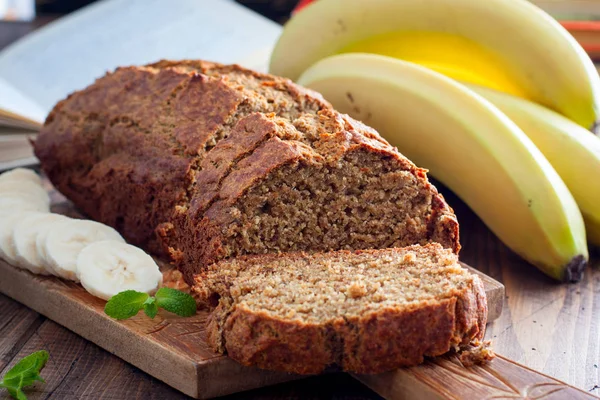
206, 273, 487, 375
35, 60, 460, 279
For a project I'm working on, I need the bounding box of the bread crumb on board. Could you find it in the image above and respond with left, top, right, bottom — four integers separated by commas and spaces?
459, 340, 495, 366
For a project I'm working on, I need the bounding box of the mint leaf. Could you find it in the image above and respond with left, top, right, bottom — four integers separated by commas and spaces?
143, 297, 158, 319
155, 287, 197, 317
0, 350, 49, 400
104, 290, 148, 320
104, 288, 196, 321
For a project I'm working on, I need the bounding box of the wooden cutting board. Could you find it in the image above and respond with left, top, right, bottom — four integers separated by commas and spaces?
2, 184, 590, 399
0, 257, 503, 399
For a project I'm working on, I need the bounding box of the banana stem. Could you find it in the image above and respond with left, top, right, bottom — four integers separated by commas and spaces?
565, 255, 587, 282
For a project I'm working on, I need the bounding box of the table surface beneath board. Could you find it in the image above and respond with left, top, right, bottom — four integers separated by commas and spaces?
0, 15, 599, 400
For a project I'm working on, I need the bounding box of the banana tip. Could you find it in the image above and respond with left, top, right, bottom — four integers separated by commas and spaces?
592, 119, 600, 135
565, 255, 587, 283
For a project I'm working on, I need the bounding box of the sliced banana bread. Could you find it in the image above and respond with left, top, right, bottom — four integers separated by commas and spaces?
193, 244, 487, 374
34, 60, 459, 283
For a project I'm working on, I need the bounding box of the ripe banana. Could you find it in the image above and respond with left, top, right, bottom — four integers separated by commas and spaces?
297, 53, 588, 282
464, 84, 600, 247
77, 240, 162, 301
0, 168, 42, 186
13, 212, 67, 275
45, 219, 125, 281
270, 0, 600, 130
339, 31, 529, 99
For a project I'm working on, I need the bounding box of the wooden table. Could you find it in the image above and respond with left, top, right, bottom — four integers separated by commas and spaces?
1, 14, 599, 400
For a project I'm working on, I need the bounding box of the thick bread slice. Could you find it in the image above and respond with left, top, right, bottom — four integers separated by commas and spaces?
35, 60, 459, 284
193, 244, 487, 375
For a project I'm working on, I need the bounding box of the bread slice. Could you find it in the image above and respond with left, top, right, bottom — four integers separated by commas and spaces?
193, 244, 487, 374
34, 60, 459, 284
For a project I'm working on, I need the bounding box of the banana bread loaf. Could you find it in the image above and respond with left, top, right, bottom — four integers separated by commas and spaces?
34, 60, 459, 283
194, 244, 487, 374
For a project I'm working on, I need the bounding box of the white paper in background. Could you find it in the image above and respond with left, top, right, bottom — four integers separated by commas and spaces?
0, 0, 282, 116
0, 76, 46, 123
0, 0, 35, 21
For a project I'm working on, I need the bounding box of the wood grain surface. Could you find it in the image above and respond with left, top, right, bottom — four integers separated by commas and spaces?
356, 354, 598, 400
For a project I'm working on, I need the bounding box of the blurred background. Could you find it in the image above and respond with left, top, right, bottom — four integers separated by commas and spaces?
0, 0, 297, 22
1, 0, 598, 61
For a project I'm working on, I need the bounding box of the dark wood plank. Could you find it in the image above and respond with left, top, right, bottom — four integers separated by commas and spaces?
0, 317, 197, 400
0, 294, 44, 372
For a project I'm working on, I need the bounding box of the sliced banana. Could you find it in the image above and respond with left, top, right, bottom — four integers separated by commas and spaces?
44, 219, 125, 281
0, 212, 33, 265
35, 214, 72, 276
0, 168, 43, 186
77, 240, 163, 301
0, 180, 48, 200
13, 212, 70, 275
0, 193, 50, 215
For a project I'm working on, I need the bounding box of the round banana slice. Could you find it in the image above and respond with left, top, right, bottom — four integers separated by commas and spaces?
44, 219, 125, 281
13, 212, 70, 275
77, 240, 163, 301
0, 168, 43, 186
35, 214, 72, 276
0, 212, 34, 265
0, 193, 50, 215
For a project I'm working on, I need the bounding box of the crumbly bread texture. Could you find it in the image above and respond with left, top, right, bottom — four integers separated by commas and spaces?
193, 244, 488, 374
35, 60, 459, 283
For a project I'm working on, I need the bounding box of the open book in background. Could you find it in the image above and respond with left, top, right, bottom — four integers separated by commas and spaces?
0, 0, 282, 170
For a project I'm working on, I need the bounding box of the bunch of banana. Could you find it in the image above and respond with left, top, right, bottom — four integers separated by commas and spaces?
269, 0, 600, 282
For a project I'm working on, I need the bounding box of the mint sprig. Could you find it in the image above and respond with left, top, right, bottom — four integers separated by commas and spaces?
155, 287, 197, 317
0, 350, 49, 400
104, 288, 196, 320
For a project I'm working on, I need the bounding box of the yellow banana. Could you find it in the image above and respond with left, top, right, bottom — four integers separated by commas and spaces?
270, 0, 600, 130
297, 53, 588, 281
465, 84, 600, 247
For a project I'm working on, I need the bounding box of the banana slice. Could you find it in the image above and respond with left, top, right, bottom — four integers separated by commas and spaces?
35, 214, 72, 275
13, 212, 70, 275
77, 240, 163, 301
0, 212, 34, 265
0, 180, 48, 200
0, 181, 50, 215
45, 219, 125, 281
0, 193, 50, 215
0, 168, 43, 186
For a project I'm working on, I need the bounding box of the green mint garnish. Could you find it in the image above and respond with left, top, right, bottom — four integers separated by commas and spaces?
104, 290, 149, 320
0, 350, 49, 400
143, 297, 158, 319
155, 287, 197, 317
104, 288, 196, 320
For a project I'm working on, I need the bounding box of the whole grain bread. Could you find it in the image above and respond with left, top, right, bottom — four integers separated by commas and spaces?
34, 60, 459, 283
194, 244, 488, 374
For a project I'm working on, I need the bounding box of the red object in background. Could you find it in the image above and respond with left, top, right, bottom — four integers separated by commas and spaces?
293, 0, 315, 14
561, 21, 600, 60
291, 0, 599, 60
